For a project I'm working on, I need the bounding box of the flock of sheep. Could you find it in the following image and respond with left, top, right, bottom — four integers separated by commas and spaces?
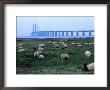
17, 39, 94, 72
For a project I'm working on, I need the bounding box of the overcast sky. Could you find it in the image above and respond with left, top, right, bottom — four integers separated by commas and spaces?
16, 16, 94, 37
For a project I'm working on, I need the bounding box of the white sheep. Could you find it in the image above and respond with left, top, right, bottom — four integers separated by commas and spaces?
34, 50, 43, 58
18, 48, 27, 53
48, 41, 52, 44
89, 43, 93, 45
87, 63, 94, 71
60, 42, 65, 44
38, 55, 44, 59
18, 46, 22, 49
84, 43, 88, 45
77, 44, 82, 47
18, 43, 22, 46
54, 44, 60, 48
71, 42, 76, 45
53, 42, 57, 44
77, 43, 80, 45
82, 63, 94, 71
61, 54, 69, 62
34, 51, 39, 58
84, 51, 91, 57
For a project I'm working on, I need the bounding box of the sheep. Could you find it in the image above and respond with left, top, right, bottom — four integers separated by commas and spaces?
48, 41, 52, 44
53, 42, 57, 44
54, 44, 60, 48
18, 43, 22, 46
18, 48, 27, 53
71, 42, 76, 45
18, 46, 22, 49
34, 50, 43, 59
84, 43, 88, 45
87, 63, 94, 71
77, 43, 80, 45
84, 51, 91, 57
38, 55, 44, 59
82, 63, 94, 71
77, 44, 82, 47
89, 43, 93, 45
61, 54, 69, 62
60, 42, 65, 44
34, 51, 39, 58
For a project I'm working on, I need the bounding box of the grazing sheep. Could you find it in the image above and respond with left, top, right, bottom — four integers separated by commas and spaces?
34, 51, 39, 58
48, 41, 52, 44
18, 48, 27, 53
60, 42, 65, 44
18, 46, 22, 49
82, 63, 94, 71
71, 42, 76, 45
18, 43, 22, 46
53, 42, 57, 44
89, 43, 93, 45
84, 43, 88, 45
54, 44, 60, 48
77, 44, 82, 47
84, 51, 91, 57
61, 54, 69, 62
34, 50, 43, 58
38, 55, 44, 59
77, 43, 80, 45
87, 63, 94, 71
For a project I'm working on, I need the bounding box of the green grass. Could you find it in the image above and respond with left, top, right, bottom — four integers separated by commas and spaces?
16, 38, 94, 74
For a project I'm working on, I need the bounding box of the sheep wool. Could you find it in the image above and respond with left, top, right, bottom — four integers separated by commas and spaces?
87, 63, 94, 71
61, 54, 69, 62
85, 51, 91, 57
34, 51, 39, 58
38, 55, 44, 59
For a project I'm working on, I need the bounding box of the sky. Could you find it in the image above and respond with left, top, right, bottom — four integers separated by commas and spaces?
16, 16, 94, 37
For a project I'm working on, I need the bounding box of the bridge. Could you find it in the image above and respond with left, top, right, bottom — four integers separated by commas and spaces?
31, 24, 94, 38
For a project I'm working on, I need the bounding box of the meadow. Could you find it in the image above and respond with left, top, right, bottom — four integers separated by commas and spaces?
16, 38, 94, 74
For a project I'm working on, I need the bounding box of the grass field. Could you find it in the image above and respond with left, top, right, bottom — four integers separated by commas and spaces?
16, 38, 94, 74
